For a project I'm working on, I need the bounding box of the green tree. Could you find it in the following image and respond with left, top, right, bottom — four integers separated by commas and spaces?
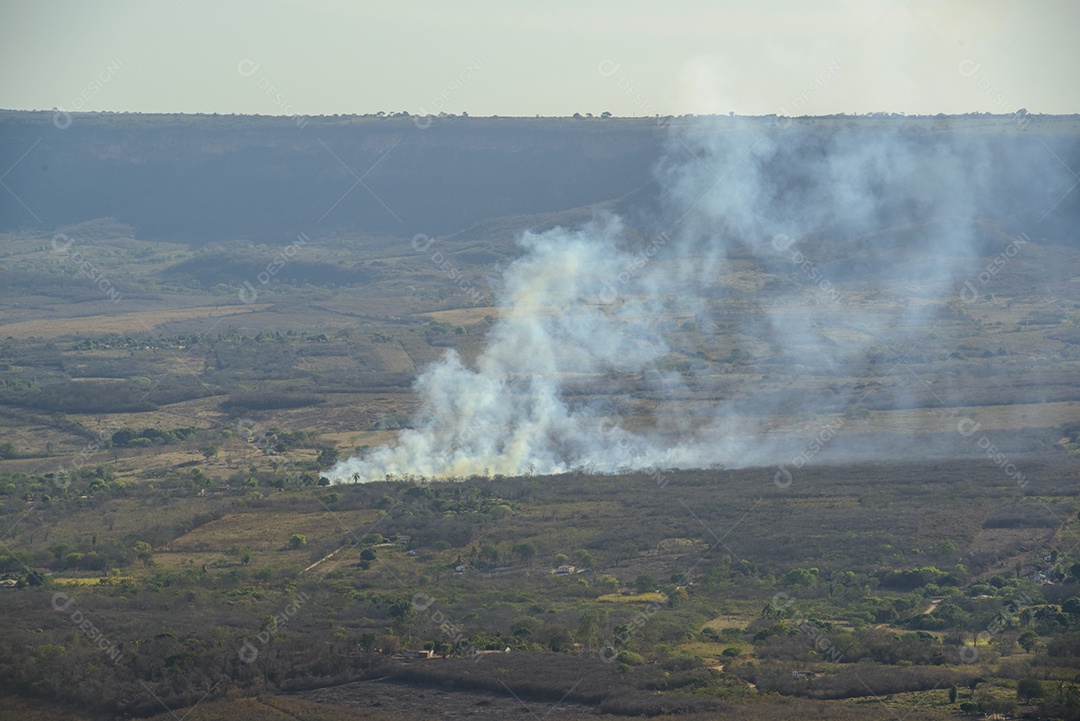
782, 568, 817, 587
49, 543, 74, 563
572, 549, 595, 567
1017, 679, 1043, 703
634, 574, 658, 594
317, 447, 339, 467
289, 534, 307, 549
198, 444, 218, 461
132, 540, 154, 566
576, 609, 604, 649
512, 542, 536, 565
197, 469, 223, 494
478, 542, 499, 566
935, 539, 958, 555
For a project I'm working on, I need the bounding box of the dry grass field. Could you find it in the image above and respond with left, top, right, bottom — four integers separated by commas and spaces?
0, 303, 272, 338
1, 115, 1078, 721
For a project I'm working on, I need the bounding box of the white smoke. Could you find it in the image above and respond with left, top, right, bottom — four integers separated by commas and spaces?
327, 218, 702, 482
324, 118, 1053, 483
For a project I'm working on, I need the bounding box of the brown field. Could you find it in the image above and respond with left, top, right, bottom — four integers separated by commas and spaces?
422, 306, 497, 325
164, 509, 379, 554
703, 613, 757, 632
320, 429, 403, 451
0, 303, 271, 338
375, 342, 417, 372
66, 396, 227, 434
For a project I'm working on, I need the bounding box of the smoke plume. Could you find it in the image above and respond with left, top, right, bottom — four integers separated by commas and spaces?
324, 117, 1064, 483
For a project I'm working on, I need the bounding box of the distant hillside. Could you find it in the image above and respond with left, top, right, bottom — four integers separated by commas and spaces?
0, 113, 666, 243
0, 112, 1077, 247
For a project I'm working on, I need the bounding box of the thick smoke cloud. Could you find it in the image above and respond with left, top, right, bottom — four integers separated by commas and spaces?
324, 118, 1061, 483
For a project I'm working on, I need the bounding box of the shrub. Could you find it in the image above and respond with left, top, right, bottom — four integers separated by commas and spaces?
780, 568, 818, 588
634, 574, 658, 594
1017, 678, 1044, 702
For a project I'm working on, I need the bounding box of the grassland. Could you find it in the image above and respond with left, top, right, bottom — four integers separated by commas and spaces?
1, 220, 1079, 718
1, 114, 1079, 719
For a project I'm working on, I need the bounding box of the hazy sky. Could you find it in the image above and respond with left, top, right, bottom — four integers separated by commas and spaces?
1, 0, 1077, 117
